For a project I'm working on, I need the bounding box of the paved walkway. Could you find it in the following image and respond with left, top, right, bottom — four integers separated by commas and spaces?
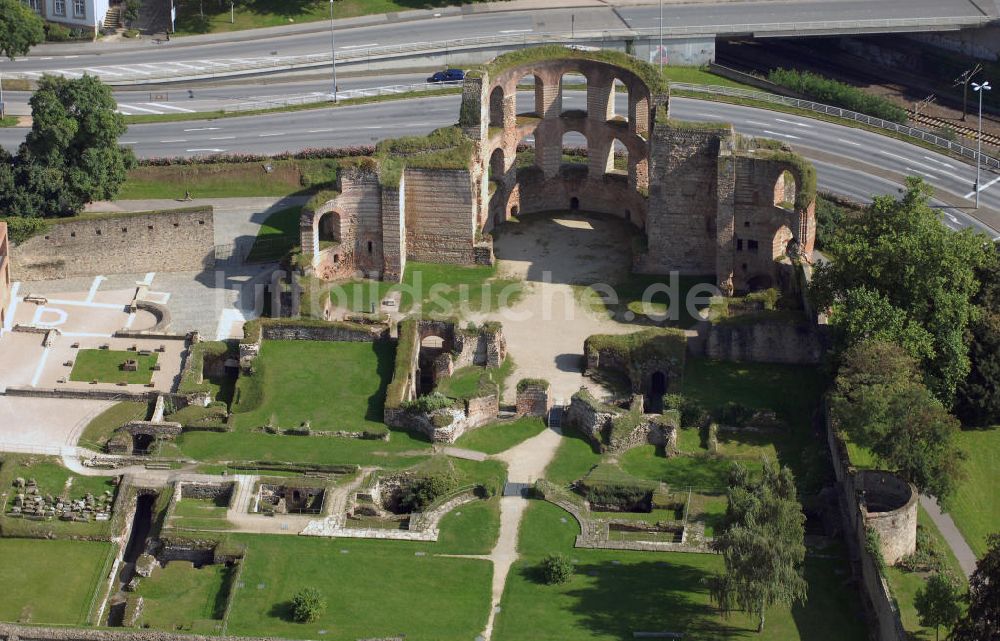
920, 495, 978, 577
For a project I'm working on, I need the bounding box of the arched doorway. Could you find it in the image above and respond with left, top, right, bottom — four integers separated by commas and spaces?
645, 371, 667, 413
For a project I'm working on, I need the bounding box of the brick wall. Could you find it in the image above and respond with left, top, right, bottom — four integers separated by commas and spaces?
404, 169, 476, 264
11, 208, 215, 281
0, 222, 10, 330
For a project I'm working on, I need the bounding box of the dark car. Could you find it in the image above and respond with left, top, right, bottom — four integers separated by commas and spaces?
427, 69, 465, 83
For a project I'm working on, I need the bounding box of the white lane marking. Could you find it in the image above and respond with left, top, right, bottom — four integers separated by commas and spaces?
63, 55, 79, 59
159, 139, 189, 143
362, 126, 384, 130
3, 283, 21, 334
120, 141, 138, 145
943, 212, 959, 224
137, 63, 163, 69
762, 129, 800, 140
117, 109, 134, 116
85, 276, 106, 303
184, 127, 219, 132
745, 119, 770, 126
119, 104, 164, 114
186, 148, 226, 152
30, 346, 52, 388
964, 173, 1000, 198
85, 67, 120, 76
210, 136, 236, 140
46, 298, 123, 310
308, 128, 333, 133
112, 66, 150, 75
499, 29, 533, 33
145, 102, 196, 113
906, 166, 939, 180
258, 132, 283, 137
880, 150, 967, 182
340, 43, 379, 49
923, 156, 958, 170
837, 138, 862, 146
775, 117, 812, 128
58, 70, 82, 77
167, 61, 206, 70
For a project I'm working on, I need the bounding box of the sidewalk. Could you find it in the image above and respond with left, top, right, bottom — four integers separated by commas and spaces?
920, 495, 978, 577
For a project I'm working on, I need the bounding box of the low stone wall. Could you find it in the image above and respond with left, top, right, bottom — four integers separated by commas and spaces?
260, 322, 388, 343
515, 383, 551, 417
179, 481, 235, 503
3, 387, 158, 402
123, 421, 183, 438
385, 393, 499, 443
700, 320, 825, 365
563, 391, 617, 446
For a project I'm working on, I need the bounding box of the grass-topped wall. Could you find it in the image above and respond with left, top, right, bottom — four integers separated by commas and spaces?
386, 318, 419, 409
375, 126, 476, 187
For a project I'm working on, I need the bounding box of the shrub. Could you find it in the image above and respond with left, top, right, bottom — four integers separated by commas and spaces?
400, 392, 454, 415
584, 484, 651, 511
1, 216, 50, 245
516, 378, 550, 393
44, 22, 71, 42
768, 68, 908, 124
898, 525, 947, 573
865, 526, 887, 574
717, 402, 756, 426
662, 393, 707, 427
399, 475, 453, 512
539, 553, 574, 585
290, 587, 326, 623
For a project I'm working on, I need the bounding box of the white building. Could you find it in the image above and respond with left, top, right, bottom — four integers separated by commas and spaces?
23, 0, 113, 34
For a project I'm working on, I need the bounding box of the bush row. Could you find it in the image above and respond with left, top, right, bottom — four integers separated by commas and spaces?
767, 68, 909, 124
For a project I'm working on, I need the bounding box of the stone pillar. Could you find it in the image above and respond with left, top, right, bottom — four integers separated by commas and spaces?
631, 92, 651, 137
535, 122, 562, 179
460, 75, 486, 140
589, 139, 614, 176
380, 176, 406, 282
537, 70, 562, 119
630, 154, 649, 192
587, 70, 615, 122
715, 143, 736, 291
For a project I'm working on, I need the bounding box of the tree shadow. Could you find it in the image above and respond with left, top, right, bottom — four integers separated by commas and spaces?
267, 600, 295, 623
365, 340, 396, 423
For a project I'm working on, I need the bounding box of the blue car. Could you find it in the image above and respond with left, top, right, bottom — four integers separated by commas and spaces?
427, 69, 465, 83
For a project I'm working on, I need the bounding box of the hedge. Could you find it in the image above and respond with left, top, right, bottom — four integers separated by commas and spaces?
768, 68, 909, 125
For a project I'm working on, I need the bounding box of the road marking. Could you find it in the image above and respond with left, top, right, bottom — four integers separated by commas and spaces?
880, 150, 967, 182
340, 43, 379, 49
167, 62, 205, 70
85, 276, 106, 303
923, 156, 958, 170
84, 67, 120, 76
906, 166, 939, 180
184, 127, 219, 132
964, 173, 1000, 198
943, 212, 959, 224
145, 102, 196, 113
774, 117, 812, 128
46, 298, 123, 310
499, 29, 533, 33
186, 148, 226, 152
745, 119, 770, 126
137, 63, 163, 69
362, 126, 384, 130
112, 66, 150, 75
159, 139, 188, 143
3, 283, 20, 334
118, 104, 164, 114
120, 141, 138, 145
210, 136, 236, 140
837, 138, 862, 146
258, 132, 283, 137
30, 346, 52, 388
308, 128, 333, 133
762, 129, 800, 140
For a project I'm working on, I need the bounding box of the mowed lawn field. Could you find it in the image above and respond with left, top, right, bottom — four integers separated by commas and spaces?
946, 426, 1000, 557
0, 539, 112, 625
494, 501, 868, 641
225, 535, 492, 641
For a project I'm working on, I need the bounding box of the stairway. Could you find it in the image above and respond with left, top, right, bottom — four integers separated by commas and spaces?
103, 5, 122, 30
547, 403, 564, 429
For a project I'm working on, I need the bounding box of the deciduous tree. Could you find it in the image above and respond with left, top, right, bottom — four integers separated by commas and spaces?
955, 241, 1000, 426
950, 533, 1000, 641
914, 571, 962, 641
0, 0, 45, 60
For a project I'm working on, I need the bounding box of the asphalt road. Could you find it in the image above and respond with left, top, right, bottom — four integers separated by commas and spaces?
3, 0, 990, 81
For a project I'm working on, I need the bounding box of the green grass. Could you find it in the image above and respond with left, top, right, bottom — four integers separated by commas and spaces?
0, 455, 116, 502
454, 417, 547, 454
0, 116, 17, 128
543, 427, 603, 486
944, 426, 1000, 557
134, 561, 231, 633
0, 539, 112, 625
578, 273, 715, 329
328, 279, 399, 314
120, 158, 338, 200
169, 497, 232, 531
436, 365, 492, 400
884, 505, 968, 641
231, 340, 393, 432
224, 534, 492, 640
435, 498, 502, 555
245, 206, 302, 263
77, 401, 149, 449
619, 449, 740, 491
69, 349, 158, 385
495, 500, 868, 641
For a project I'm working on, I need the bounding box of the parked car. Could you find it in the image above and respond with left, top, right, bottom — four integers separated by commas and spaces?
427, 69, 465, 83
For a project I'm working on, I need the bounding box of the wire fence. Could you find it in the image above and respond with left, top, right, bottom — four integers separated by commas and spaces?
671, 82, 1000, 172
224, 81, 463, 112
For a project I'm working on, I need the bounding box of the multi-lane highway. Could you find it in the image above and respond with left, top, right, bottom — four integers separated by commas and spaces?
2, 90, 996, 236
3, 0, 992, 82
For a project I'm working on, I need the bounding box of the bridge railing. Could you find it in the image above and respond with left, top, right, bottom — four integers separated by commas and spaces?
671, 82, 1000, 173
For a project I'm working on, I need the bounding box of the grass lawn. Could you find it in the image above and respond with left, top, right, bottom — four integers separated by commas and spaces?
69, 349, 158, 385
231, 340, 392, 432
543, 427, 602, 485
225, 534, 492, 640
77, 401, 149, 449
0, 539, 112, 625
135, 561, 231, 633
435, 498, 501, 555
245, 206, 302, 263
945, 426, 1000, 558
0, 455, 116, 502
496, 500, 868, 641
580, 273, 716, 329
168, 497, 233, 532
680, 358, 830, 494
619, 449, 741, 491
455, 417, 547, 454
329, 279, 400, 314
120, 158, 337, 200
885, 505, 968, 641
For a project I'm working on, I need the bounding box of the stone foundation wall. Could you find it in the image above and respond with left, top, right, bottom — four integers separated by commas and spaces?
701, 320, 824, 364
564, 392, 616, 446
259, 322, 388, 343
11, 208, 215, 281
179, 481, 235, 504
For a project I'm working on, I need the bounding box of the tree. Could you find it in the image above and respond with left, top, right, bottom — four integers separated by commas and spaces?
955, 241, 1000, 426
811, 177, 992, 404
124, 0, 142, 26
950, 533, 1000, 641
539, 553, 574, 585
709, 461, 807, 633
3, 74, 137, 217
290, 587, 326, 623
831, 287, 935, 362
915, 571, 962, 641
830, 340, 964, 500
0, 0, 45, 60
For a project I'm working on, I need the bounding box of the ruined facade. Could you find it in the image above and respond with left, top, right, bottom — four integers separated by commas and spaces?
0, 222, 10, 330
301, 47, 816, 293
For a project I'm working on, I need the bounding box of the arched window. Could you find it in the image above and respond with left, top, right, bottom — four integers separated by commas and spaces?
775, 170, 797, 210
560, 72, 588, 115
489, 86, 505, 128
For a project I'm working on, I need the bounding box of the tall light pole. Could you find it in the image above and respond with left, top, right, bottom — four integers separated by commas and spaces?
329, 0, 338, 103
973, 80, 991, 209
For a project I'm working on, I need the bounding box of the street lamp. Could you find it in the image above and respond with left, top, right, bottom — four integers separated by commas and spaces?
329, 0, 338, 103
659, 0, 663, 72
973, 80, 991, 209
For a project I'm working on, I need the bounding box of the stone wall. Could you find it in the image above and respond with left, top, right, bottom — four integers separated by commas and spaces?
563, 390, 617, 446
404, 168, 476, 264
515, 382, 551, 417
857, 471, 918, 566
11, 208, 215, 281
700, 320, 824, 364
0, 222, 10, 331
179, 481, 235, 503
259, 321, 387, 343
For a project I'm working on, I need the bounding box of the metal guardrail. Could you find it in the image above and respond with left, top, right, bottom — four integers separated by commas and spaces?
8, 14, 989, 85
671, 82, 1000, 172
225, 81, 462, 112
